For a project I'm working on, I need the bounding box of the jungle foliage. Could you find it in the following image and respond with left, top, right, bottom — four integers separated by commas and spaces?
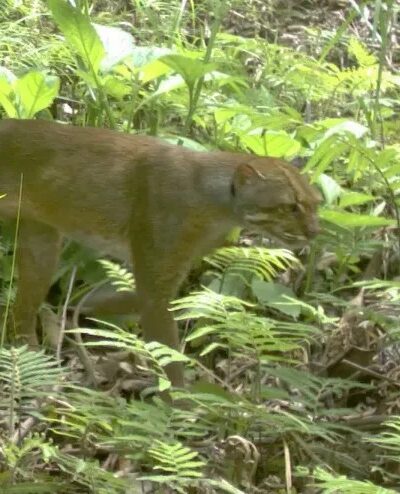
0, 0, 399, 492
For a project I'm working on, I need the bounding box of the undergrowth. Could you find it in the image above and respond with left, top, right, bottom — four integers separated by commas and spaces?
0, 0, 399, 492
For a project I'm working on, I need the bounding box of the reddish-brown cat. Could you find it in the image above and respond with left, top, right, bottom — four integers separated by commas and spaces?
0, 119, 320, 386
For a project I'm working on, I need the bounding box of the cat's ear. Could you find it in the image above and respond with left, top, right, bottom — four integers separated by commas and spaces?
233, 163, 266, 187
232, 161, 296, 206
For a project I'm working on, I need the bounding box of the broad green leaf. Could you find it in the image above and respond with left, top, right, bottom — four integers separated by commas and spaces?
384, 163, 400, 178
252, 108, 302, 131
316, 173, 342, 205
94, 23, 135, 71
130, 46, 171, 68
378, 146, 400, 163
158, 376, 171, 392
190, 381, 237, 402
185, 325, 215, 341
214, 106, 251, 125
154, 74, 186, 95
227, 113, 252, 133
218, 272, 248, 298
261, 131, 302, 158
0, 75, 16, 117
15, 72, 59, 118
75, 69, 97, 87
296, 123, 321, 145
323, 119, 369, 139
377, 148, 400, 177
160, 54, 216, 88
320, 209, 394, 227
200, 342, 225, 356
339, 191, 375, 208
102, 75, 131, 99
305, 135, 349, 176
241, 131, 301, 158
139, 59, 171, 83
123, 47, 173, 82
252, 280, 301, 318
347, 143, 370, 177
48, 0, 105, 74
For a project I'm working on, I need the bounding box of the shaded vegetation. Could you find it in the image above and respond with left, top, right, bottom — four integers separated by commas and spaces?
0, 0, 400, 492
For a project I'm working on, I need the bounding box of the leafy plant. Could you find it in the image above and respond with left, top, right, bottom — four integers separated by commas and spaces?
300, 466, 398, 494
140, 440, 206, 492
98, 259, 135, 292
0, 69, 59, 118
0, 0, 400, 492
0, 346, 64, 436
68, 324, 190, 391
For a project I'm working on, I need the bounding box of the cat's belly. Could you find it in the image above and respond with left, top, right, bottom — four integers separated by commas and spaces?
66, 231, 131, 262
0, 190, 131, 261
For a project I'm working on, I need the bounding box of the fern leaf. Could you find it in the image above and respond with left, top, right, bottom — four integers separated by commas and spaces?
99, 259, 135, 292
206, 247, 298, 282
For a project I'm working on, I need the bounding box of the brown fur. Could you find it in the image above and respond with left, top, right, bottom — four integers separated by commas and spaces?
0, 119, 321, 386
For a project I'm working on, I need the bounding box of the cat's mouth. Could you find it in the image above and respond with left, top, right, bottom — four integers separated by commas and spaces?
243, 232, 309, 250
263, 232, 310, 250
243, 221, 318, 250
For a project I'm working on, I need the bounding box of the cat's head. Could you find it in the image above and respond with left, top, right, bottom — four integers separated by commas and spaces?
231, 157, 321, 248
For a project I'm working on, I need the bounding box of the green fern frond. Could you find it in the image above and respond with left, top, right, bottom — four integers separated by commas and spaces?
205, 247, 298, 282
49, 388, 212, 457
171, 288, 252, 322
53, 448, 129, 493
98, 259, 135, 292
139, 440, 205, 492
299, 466, 397, 494
367, 416, 400, 461
348, 37, 377, 67
0, 482, 68, 493
68, 326, 190, 390
0, 346, 64, 429
267, 366, 371, 414
173, 289, 319, 362
148, 439, 205, 476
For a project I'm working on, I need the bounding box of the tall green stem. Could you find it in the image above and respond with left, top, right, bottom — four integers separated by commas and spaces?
371, 0, 393, 141
1, 176, 23, 347
184, 1, 226, 134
